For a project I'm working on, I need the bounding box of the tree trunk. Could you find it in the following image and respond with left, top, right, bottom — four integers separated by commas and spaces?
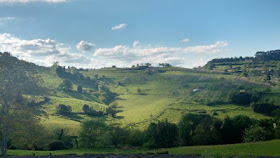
0, 134, 8, 158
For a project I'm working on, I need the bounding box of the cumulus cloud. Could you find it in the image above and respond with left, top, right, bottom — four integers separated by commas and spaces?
111, 23, 126, 30
0, 33, 90, 66
182, 38, 190, 43
0, 0, 66, 3
76, 40, 95, 52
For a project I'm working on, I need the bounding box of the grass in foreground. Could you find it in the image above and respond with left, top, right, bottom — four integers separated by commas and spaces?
159, 139, 280, 156
7, 148, 148, 156
7, 140, 280, 156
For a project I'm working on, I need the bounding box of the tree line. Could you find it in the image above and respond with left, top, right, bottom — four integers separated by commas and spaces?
77, 113, 280, 149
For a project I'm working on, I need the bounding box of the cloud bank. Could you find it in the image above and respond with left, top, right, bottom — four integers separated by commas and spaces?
0, 33, 229, 68
94, 40, 229, 67
0, 33, 90, 66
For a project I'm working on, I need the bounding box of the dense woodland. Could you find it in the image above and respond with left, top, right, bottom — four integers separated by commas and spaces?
0, 50, 280, 157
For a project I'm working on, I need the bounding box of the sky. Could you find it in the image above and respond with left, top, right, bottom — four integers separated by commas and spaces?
0, 0, 280, 68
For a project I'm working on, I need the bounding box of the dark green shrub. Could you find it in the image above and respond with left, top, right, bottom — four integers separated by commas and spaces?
48, 141, 65, 150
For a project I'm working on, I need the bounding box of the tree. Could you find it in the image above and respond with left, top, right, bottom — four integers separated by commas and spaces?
10, 115, 49, 150
146, 119, 178, 148
77, 85, 83, 93
243, 125, 271, 142
178, 113, 205, 145
231, 115, 254, 143
59, 79, 73, 91
137, 88, 141, 95
108, 126, 128, 147
56, 104, 72, 115
52, 129, 73, 149
79, 119, 109, 148
0, 67, 43, 157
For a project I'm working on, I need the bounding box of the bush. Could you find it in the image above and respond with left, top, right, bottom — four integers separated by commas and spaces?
250, 102, 278, 115
77, 85, 83, 93
227, 91, 252, 105
48, 141, 65, 150
56, 104, 72, 115
243, 125, 271, 142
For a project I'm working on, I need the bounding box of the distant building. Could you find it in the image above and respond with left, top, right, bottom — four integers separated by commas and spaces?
193, 88, 199, 92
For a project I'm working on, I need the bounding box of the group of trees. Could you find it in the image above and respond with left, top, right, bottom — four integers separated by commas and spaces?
78, 113, 280, 149
255, 50, 280, 61
56, 102, 117, 118
227, 90, 279, 116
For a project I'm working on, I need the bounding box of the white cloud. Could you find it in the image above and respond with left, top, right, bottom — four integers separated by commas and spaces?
0, 0, 66, 3
76, 40, 95, 52
0, 17, 15, 25
94, 41, 228, 57
0, 33, 230, 68
93, 41, 229, 67
133, 40, 139, 47
182, 38, 190, 43
0, 33, 90, 66
183, 41, 228, 54
111, 23, 126, 30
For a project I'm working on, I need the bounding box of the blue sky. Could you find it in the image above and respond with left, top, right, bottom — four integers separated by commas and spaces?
0, 0, 280, 68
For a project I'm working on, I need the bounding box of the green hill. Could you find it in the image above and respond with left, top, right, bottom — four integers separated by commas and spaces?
1, 51, 280, 135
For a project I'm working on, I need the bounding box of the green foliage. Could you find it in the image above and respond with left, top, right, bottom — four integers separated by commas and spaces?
145, 119, 178, 148
106, 106, 117, 117
59, 79, 73, 91
82, 104, 103, 116
227, 91, 252, 106
250, 102, 278, 115
231, 115, 255, 143
77, 85, 83, 93
127, 130, 146, 147
48, 141, 66, 151
243, 125, 271, 142
79, 119, 110, 148
56, 104, 72, 115
53, 129, 73, 149
108, 126, 128, 147
137, 88, 141, 94
192, 117, 222, 145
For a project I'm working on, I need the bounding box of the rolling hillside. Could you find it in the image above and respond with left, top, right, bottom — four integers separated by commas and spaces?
1, 52, 280, 136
